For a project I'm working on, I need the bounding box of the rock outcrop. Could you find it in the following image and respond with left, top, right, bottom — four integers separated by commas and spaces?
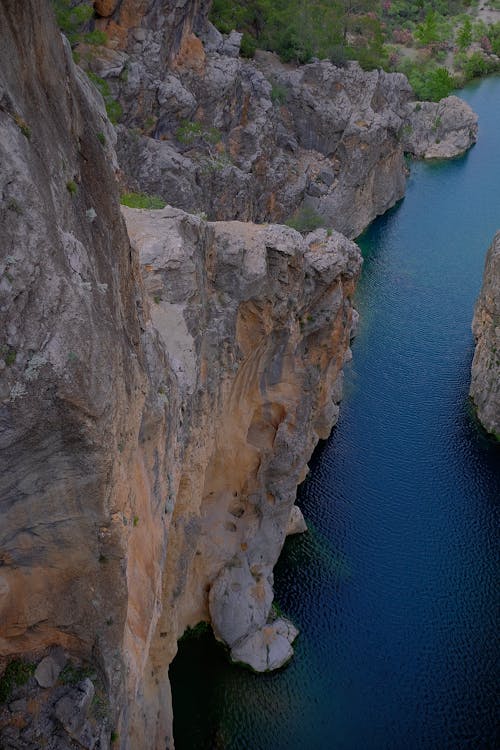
470, 232, 500, 437
401, 95, 478, 159
73, 7, 477, 238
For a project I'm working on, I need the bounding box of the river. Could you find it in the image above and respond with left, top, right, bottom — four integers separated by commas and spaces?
170, 76, 500, 750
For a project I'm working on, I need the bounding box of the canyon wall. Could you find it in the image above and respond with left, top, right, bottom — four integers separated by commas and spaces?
1, 3, 360, 747
0, 1, 479, 748
76, 2, 478, 238
470, 232, 500, 437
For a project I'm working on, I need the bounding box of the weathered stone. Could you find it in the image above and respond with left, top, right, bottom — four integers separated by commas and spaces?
34, 648, 66, 688
286, 505, 307, 536
402, 96, 478, 159
230, 617, 299, 672
54, 679, 95, 741
470, 232, 500, 437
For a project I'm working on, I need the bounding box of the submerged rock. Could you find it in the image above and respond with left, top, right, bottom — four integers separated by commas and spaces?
470, 232, 500, 437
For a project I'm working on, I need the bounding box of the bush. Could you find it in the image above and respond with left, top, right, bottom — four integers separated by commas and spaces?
120, 193, 166, 210
0, 660, 36, 702
285, 205, 325, 233
83, 30, 108, 46
270, 82, 288, 105
405, 65, 456, 101
51, 0, 93, 44
86, 72, 122, 124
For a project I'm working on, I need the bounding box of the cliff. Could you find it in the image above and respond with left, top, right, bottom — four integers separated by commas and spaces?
75, 4, 478, 238
470, 232, 500, 438
0, 1, 479, 748
1, 3, 360, 747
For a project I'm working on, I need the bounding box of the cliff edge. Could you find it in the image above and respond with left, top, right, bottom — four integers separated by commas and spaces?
470, 232, 500, 437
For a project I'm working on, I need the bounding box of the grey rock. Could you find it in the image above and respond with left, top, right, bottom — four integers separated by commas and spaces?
209, 556, 273, 648
402, 96, 478, 159
230, 617, 298, 671
8, 698, 28, 713
470, 232, 500, 436
286, 505, 307, 535
54, 679, 95, 745
221, 31, 243, 58
34, 649, 66, 688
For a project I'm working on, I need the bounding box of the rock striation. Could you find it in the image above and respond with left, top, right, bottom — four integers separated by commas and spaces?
470, 232, 500, 437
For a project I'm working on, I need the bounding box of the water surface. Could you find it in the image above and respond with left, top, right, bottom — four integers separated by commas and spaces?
171, 77, 500, 750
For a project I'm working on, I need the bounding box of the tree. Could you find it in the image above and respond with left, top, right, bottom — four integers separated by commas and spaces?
415, 11, 440, 46
457, 18, 472, 51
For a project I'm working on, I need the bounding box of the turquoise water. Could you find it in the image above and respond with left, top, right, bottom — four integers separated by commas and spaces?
170, 77, 500, 749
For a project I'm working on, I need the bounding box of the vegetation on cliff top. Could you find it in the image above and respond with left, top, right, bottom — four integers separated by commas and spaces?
210, 0, 500, 99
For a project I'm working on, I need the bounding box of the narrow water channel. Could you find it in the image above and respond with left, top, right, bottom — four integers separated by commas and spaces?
170, 77, 500, 750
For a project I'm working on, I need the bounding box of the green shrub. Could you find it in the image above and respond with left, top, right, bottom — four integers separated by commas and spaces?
66, 180, 78, 195
175, 120, 204, 145
120, 193, 166, 210
270, 82, 288, 105
86, 72, 122, 124
240, 32, 257, 58
405, 65, 456, 101
83, 30, 107, 46
3, 346, 17, 363
0, 660, 36, 702
285, 206, 325, 233
51, 0, 93, 44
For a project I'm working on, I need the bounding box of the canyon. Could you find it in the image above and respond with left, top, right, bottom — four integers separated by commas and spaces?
0, 1, 480, 749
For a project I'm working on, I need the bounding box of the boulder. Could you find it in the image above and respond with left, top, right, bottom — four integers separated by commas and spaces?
286, 505, 307, 535
230, 617, 299, 672
209, 556, 273, 648
34, 648, 66, 688
54, 679, 96, 748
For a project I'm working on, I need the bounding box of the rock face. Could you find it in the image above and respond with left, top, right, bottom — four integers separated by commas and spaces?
1, 3, 360, 747
74, 7, 476, 238
470, 232, 500, 437
122, 210, 361, 744
401, 96, 478, 159
0, 1, 479, 748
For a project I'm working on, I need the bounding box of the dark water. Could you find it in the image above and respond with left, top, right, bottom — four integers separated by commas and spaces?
170, 77, 500, 750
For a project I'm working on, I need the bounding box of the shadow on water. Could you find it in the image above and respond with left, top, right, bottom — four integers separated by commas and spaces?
171, 77, 500, 750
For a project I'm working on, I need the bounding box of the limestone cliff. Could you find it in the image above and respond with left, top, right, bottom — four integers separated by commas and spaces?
71, 3, 477, 238
1, 2, 360, 747
0, 1, 479, 749
470, 232, 500, 437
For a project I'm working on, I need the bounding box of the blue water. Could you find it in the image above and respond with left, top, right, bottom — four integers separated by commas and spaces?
170, 77, 500, 750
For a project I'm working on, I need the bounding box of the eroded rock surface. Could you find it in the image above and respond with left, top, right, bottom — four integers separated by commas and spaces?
74, 5, 476, 237
121, 211, 361, 743
0, 1, 480, 748
470, 232, 500, 437
402, 96, 478, 159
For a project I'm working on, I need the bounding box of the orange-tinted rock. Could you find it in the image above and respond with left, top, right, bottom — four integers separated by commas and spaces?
94, 0, 118, 17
